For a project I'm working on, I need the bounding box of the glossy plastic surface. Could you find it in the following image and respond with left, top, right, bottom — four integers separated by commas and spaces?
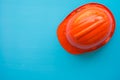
57, 3, 115, 54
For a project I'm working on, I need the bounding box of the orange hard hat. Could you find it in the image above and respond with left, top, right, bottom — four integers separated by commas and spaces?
57, 3, 115, 54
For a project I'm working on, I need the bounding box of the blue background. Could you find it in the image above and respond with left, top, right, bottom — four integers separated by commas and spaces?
0, 0, 120, 80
